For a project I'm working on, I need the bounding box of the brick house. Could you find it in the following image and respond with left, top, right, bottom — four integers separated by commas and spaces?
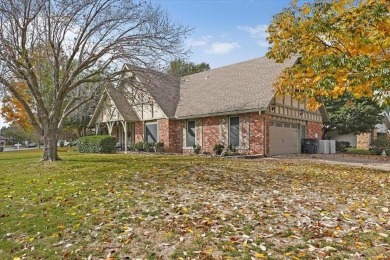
89, 56, 326, 156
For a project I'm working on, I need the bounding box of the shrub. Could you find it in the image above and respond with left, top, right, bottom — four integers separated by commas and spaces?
193, 144, 201, 154
346, 148, 371, 155
143, 142, 155, 152
127, 142, 135, 151
59, 140, 65, 147
213, 143, 225, 155
134, 141, 144, 151
78, 135, 116, 153
369, 136, 390, 155
228, 144, 237, 152
155, 142, 164, 152
336, 141, 350, 152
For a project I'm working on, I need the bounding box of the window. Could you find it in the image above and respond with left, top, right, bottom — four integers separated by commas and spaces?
229, 116, 240, 147
186, 120, 196, 147
145, 121, 157, 143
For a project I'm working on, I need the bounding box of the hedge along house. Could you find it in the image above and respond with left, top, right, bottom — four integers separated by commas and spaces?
89, 56, 326, 156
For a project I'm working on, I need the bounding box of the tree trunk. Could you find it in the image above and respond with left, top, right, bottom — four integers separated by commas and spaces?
41, 123, 60, 161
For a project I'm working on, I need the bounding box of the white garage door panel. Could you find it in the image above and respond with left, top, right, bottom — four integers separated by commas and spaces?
269, 124, 298, 155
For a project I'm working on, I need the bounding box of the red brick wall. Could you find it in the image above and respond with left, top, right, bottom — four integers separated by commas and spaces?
158, 118, 169, 147
307, 121, 323, 139
168, 120, 182, 153
133, 116, 321, 156
249, 112, 265, 155
202, 116, 224, 153
192, 113, 267, 155
241, 114, 248, 149
134, 121, 143, 143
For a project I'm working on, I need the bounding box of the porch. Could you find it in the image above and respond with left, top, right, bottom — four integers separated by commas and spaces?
95, 121, 135, 153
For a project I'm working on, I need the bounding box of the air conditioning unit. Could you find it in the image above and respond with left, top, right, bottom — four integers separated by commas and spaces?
318, 140, 336, 154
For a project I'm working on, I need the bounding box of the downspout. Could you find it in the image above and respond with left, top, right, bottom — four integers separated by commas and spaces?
263, 115, 267, 156
259, 108, 267, 157
248, 113, 251, 153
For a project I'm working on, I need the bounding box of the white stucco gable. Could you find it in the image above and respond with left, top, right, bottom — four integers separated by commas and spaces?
121, 75, 167, 120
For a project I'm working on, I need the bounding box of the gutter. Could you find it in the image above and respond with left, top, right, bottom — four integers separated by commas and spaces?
176, 108, 267, 120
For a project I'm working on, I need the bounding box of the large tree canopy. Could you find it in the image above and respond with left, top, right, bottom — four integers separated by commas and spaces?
168, 59, 210, 77
323, 94, 383, 136
0, 0, 189, 161
267, 0, 390, 109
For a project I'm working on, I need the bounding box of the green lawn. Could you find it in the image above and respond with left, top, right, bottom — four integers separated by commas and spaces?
1, 149, 389, 259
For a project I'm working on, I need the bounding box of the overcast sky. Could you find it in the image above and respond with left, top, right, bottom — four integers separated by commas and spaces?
0, 0, 292, 128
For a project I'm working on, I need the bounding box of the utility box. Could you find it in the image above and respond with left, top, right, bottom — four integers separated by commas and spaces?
318, 140, 329, 154
329, 140, 336, 154
318, 140, 336, 154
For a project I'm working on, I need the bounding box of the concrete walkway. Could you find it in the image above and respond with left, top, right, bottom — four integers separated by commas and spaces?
271, 154, 390, 172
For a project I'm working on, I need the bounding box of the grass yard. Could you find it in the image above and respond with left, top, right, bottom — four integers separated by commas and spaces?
0, 149, 390, 259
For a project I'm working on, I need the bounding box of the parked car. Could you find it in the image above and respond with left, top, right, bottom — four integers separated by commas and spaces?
0, 147, 3, 152
27, 142, 37, 148
57, 140, 70, 147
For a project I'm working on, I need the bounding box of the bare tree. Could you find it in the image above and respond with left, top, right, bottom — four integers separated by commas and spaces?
0, 0, 190, 161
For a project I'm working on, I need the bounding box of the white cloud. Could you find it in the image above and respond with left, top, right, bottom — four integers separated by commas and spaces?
237, 24, 269, 39
186, 39, 207, 47
206, 42, 240, 55
185, 35, 213, 48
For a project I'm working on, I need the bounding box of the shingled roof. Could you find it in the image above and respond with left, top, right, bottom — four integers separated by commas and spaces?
123, 65, 180, 118
106, 86, 139, 121
90, 56, 300, 124
175, 56, 298, 118
89, 85, 139, 126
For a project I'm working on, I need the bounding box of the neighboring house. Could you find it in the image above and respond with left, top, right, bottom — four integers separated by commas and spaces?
327, 114, 390, 149
0, 135, 8, 146
89, 56, 326, 156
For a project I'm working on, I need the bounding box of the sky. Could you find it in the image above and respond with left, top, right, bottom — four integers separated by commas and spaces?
152, 0, 292, 68
0, 0, 293, 129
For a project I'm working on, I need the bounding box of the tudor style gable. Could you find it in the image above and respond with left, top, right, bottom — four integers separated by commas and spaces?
101, 98, 123, 122
121, 78, 166, 121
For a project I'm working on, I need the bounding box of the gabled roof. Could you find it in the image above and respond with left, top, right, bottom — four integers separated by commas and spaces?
175, 56, 298, 118
106, 86, 139, 121
90, 56, 311, 124
88, 85, 139, 126
123, 65, 180, 118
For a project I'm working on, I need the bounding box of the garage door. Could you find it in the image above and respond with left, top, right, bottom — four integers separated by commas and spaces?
269, 122, 299, 155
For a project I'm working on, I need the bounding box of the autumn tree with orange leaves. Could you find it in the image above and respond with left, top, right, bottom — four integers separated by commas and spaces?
1, 82, 35, 132
267, 0, 390, 109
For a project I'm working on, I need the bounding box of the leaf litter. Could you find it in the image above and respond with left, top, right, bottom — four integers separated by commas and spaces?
0, 153, 389, 259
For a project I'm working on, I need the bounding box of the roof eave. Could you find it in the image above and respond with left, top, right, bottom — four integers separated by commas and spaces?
88, 92, 108, 127
175, 107, 267, 120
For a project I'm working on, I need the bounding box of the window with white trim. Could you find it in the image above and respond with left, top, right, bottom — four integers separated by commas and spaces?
229, 116, 240, 147
186, 120, 196, 147
145, 121, 158, 143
